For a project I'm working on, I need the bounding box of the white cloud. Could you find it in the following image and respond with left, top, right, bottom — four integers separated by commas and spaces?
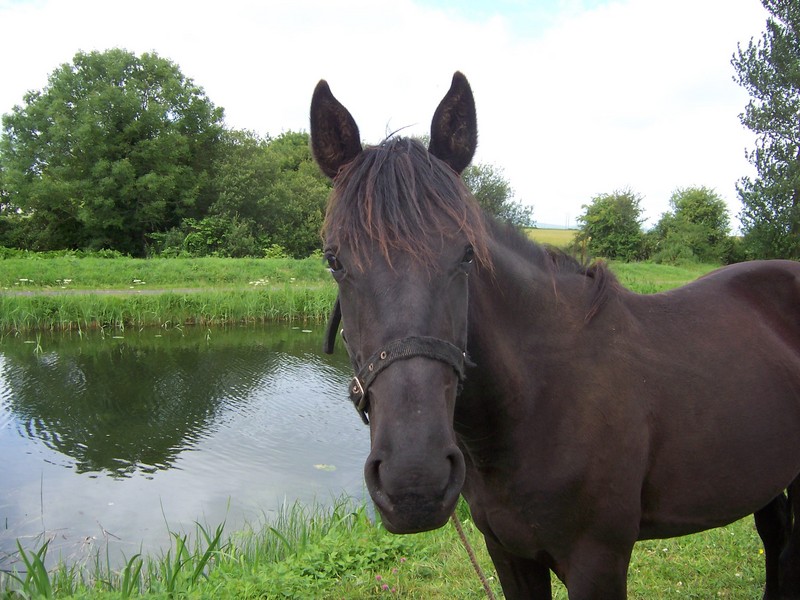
0, 0, 769, 228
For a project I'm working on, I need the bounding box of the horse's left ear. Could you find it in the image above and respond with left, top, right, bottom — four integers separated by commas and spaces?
428, 72, 477, 174
310, 80, 363, 179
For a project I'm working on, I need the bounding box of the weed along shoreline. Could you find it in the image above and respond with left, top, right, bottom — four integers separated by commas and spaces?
0, 255, 338, 333
0, 255, 767, 598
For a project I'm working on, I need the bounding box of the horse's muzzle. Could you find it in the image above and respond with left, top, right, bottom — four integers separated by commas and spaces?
364, 444, 465, 533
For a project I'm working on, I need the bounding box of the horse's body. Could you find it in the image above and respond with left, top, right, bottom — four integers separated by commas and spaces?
310, 72, 800, 598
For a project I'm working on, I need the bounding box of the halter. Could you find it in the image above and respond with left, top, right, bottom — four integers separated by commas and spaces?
323, 296, 472, 424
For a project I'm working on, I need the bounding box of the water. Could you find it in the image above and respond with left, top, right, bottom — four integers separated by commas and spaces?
0, 325, 369, 570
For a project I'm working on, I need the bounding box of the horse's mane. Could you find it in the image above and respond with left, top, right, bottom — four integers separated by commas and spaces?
322, 136, 614, 321
322, 137, 490, 270
487, 219, 618, 322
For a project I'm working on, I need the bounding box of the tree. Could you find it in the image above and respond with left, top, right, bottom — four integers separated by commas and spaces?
575, 189, 645, 261
651, 187, 732, 264
205, 130, 331, 258
462, 163, 535, 227
731, 0, 800, 259
0, 49, 224, 256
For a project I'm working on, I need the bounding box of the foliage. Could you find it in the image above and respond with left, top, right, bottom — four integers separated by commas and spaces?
574, 188, 645, 261
0, 254, 336, 332
151, 130, 332, 259
649, 186, 733, 264
731, 0, 800, 259
462, 162, 535, 227
0, 495, 766, 599
0, 49, 224, 257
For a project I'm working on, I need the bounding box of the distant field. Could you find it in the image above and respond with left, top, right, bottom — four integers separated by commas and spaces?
526, 228, 578, 247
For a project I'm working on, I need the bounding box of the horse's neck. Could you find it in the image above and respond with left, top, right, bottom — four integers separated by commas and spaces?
470, 236, 592, 343
459, 236, 596, 441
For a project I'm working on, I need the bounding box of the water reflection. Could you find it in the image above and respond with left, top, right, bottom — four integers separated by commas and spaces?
0, 325, 368, 570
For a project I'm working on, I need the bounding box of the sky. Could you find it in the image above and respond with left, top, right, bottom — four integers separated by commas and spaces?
0, 0, 769, 229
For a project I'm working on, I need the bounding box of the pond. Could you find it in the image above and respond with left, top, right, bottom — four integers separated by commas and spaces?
0, 324, 369, 571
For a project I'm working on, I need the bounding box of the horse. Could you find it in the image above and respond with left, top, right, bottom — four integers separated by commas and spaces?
309, 72, 800, 599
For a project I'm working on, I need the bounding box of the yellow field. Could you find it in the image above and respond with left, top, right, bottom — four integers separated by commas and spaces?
524, 228, 579, 248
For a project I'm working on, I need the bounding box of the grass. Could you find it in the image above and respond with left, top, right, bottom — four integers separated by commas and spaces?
0, 285, 338, 333
0, 497, 765, 599
0, 498, 503, 599
525, 228, 578, 248
0, 255, 337, 333
0, 255, 331, 291
0, 252, 722, 333
609, 261, 719, 294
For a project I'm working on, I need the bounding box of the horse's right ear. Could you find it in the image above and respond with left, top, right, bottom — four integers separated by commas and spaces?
310, 80, 362, 179
428, 72, 477, 174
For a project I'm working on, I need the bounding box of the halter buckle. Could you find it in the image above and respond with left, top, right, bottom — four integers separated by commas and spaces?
350, 376, 369, 424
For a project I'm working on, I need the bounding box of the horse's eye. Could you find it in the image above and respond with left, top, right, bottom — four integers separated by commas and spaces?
461, 245, 475, 265
325, 251, 343, 273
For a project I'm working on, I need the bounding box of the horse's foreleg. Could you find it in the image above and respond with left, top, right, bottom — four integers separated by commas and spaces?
560, 536, 631, 600
484, 537, 553, 600
754, 493, 790, 599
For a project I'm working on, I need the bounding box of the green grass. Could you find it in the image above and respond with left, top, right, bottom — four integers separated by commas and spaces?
609, 260, 719, 294
0, 255, 330, 291
0, 498, 765, 599
0, 254, 721, 333
0, 285, 337, 333
0, 255, 337, 333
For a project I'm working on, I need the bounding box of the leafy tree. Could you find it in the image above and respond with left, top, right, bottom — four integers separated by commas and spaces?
0, 49, 223, 256
206, 130, 331, 258
462, 163, 535, 227
575, 189, 645, 261
651, 187, 732, 264
731, 0, 800, 259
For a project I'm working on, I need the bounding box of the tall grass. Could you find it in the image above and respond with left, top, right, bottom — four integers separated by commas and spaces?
0, 254, 720, 334
0, 496, 765, 599
0, 498, 499, 599
0, 285, 338, 333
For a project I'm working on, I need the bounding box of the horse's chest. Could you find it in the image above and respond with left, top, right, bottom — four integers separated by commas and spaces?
464, 476, 576, 559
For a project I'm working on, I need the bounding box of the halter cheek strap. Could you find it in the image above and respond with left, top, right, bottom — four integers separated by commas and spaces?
323, 295, 473, 425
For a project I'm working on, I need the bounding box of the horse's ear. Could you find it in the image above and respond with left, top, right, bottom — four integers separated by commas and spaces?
310, 80, 362, 179
428, 72, 477, 174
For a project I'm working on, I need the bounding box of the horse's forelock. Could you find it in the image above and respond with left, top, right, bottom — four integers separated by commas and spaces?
322, 137, 490, 271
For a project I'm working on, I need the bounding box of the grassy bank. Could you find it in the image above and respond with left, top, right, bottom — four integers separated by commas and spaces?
0, 255, 336, 333
0, 497, 764, 599
0, 285, 337, 333
0, 254, 720, 333
0, 255, 330, 291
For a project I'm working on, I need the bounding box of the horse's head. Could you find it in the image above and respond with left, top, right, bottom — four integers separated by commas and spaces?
310, 73, 487, 533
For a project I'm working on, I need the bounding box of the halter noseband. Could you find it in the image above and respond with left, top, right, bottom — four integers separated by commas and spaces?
323, 296, 472, 424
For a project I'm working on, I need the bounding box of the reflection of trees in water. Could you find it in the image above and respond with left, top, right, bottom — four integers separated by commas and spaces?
1, 325, 348, 478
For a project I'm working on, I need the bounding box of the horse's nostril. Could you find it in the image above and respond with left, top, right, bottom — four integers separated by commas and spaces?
364, 454, 383, 491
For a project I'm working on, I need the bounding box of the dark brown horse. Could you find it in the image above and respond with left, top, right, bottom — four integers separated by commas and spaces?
310, 72, 800, 599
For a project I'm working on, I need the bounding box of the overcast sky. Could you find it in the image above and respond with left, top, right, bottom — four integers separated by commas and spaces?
0, 0, 769, 228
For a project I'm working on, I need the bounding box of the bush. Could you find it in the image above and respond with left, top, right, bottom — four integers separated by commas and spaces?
575, 189, 645, 261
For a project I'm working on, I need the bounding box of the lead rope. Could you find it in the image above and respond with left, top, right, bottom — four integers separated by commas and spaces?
450, 511, 497, 600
